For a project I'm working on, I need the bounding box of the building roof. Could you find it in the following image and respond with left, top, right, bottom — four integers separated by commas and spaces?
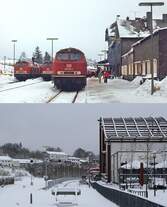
117, 19, 149, 38
101, 117, 167, 143
107, 16, 167, 40
0, 156, 12, 161
46, 151, 67, 156
132, 27, 167, 47
108, 19, 150, 39
68, 156, 80, 160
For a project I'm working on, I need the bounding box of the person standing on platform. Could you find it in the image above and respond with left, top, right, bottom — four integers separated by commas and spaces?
103, 70, 110, 83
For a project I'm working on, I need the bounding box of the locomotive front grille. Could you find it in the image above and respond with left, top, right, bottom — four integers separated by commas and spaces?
64, 71, 75, 75
57, 71, 81, 75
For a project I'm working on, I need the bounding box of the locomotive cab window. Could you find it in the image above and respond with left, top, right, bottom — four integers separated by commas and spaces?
56, 53, 81, 61
70, 53, 81, 60
56, 53, 69, 60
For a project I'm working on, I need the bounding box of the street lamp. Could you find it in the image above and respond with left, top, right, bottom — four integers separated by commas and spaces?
11, 40, 17, 65
44, 158, 49, 188
3, 56, 6, 71
30, 159, 34, 185
153, 153, 156, 197
46, 37, 59, 63
139, 2, 164, 95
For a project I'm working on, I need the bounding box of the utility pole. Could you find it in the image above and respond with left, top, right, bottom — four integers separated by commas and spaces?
11, 40, 17, 65
3, 56, 6, 71
139, 2, 164, 95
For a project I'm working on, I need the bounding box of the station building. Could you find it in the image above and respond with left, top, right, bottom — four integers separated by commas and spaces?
122, 27, 167, 80
105, 13, 167, 77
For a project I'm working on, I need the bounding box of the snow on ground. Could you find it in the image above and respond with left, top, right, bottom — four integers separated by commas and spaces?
0, 75, 167, 103
0, 63, 13, 74
0, 177, 118, 207
85, 77, 167, 103
51, 91, 77, 103
0, 74, 15, 86
0, 78, 56, 103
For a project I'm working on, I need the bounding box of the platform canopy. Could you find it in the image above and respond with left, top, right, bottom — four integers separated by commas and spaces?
100, 117, 167, 143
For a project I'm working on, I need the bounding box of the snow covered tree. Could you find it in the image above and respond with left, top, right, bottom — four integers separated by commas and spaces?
32, 46, 43, 64
19, 52, 27, 61
44, 51, 51, 63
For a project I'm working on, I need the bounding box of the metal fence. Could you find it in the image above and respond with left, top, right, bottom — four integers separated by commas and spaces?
91, 182, 165, 207
47, 177, 80, 189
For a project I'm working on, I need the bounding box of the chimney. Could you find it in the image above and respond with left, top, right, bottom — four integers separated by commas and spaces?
146, 12, 152, 31
162, 14, 167, 23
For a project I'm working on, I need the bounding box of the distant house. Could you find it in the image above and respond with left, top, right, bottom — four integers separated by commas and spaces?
105, 13, 167, 77
46, 151, 68, 162
67, 156, 81, 165
0, 155, 13, 167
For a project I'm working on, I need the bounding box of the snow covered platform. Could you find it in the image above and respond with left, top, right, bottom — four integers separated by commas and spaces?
0, 177, 118, 207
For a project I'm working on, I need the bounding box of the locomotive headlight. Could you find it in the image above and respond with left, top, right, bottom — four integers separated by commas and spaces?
75, 71, 81, 75
57, 71, 64, 75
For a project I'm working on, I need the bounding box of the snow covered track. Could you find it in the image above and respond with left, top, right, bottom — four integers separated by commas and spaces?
48, 91, 80, 104
72, 91, 79, 103
0, 80, 43, 93
46, 90, 63, 103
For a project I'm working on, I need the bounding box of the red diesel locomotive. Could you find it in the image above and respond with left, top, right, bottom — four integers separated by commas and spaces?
14, 60, 41, 81
41, 62, 53, 81
52, 48, 87, 90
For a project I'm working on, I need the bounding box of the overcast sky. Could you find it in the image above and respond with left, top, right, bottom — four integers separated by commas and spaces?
0, 0, 167, 60
0, 104, 166, 154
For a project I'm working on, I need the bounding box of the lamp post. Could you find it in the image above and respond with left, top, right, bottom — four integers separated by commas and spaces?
46, 37, 59, 63
44, 158, 49, 188
139, 2, 164, 95
11, 40, 17, 65
30, 159, 34, 186
153, 153, 156, 196
3, 56, 6, 71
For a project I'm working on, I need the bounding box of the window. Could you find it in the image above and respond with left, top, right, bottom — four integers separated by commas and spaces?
70, 53, 81, 60
57, 53, 69, 60
56, 53, 81, 61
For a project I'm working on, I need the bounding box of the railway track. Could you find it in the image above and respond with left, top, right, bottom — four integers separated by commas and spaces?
46, 90, 63, 103
0, 80, 43, 93
47, 91, 79, 104
72, 91, 79, 103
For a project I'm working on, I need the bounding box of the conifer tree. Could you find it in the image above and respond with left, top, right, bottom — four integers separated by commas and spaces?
44, 51, 51, 63
32, 46, 43, 64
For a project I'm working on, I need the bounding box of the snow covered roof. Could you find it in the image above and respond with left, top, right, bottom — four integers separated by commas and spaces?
12, 159, 32, 164
121, 160, 143, 169
156, 161, 167, 168
46, 151, 67, 156
117, 19, 147, 38
132, 27, 167, 47
68, 156, 80, 160
108, 19, 150, 39
101, 117, 167, 142
0, 156, 12, 161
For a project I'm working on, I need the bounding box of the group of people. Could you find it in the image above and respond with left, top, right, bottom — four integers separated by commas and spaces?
96, 67, 110, 83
